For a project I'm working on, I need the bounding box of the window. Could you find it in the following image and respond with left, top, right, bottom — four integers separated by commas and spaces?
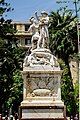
18, 25, 23, 31
25, 24, 30, 31
25, 38, 31, 45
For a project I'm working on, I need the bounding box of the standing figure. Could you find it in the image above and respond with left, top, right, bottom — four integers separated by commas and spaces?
35, 11, 49, 49
28, 17, 40, 50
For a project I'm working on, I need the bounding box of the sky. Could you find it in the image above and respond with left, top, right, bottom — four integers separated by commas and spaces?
5, 0, 79, 22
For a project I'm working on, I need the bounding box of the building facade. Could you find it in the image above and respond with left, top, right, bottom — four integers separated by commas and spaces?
12, 21, 32, 50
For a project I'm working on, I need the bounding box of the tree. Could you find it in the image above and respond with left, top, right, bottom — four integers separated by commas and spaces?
49, 9, 78, 63
0, 0, 25, 114
5, 70, 23, 114
56, 0, 80, 17
49, 9, 78, 117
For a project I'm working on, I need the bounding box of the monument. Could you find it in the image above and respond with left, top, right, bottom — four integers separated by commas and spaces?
19, 11, 66, 120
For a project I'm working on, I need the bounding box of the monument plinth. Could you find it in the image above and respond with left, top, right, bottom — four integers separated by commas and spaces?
19, 11, 66, 120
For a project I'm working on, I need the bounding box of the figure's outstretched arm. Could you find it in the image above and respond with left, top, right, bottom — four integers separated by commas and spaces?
35, 12, 39, 21
27, 25, 32, 32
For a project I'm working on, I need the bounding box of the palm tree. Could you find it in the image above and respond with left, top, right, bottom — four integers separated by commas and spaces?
49, 9, 78, 62
49, 9, 78, 118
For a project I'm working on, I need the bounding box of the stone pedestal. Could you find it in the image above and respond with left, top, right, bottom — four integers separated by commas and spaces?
19, 66, 66, 119
19, 105, 66, 120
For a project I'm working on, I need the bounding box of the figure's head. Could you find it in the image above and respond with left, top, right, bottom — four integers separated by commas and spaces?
30, 17, 35, 23
41, 11, 48, 16
30, 17, 37, 24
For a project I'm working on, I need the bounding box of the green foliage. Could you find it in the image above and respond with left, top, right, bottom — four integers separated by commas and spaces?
74, 82, 79, 113
49, 9, 78, 117
0, 0, 13, 16
56, 0, 80, 17
0, 0, 25, 114
58, 59, 78, 116
6, 70, 23, 111
49, 9, 78, 60
0, 36, 25, 113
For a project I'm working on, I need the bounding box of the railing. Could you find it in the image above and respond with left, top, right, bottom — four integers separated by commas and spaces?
15, 31, 32, 36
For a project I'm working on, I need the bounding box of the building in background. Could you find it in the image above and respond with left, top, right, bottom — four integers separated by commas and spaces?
69, 21, 80, 85
69, 59, 78, 85
11, 21, 32, 50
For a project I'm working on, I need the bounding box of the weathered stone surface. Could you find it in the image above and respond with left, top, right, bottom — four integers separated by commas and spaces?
21, 71, 62, 101
22, 108, 64, 119
23, 48, 60, 69
19, 102, 65, 119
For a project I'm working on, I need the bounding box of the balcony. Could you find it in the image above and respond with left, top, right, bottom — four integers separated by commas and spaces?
15, 31, 32, 37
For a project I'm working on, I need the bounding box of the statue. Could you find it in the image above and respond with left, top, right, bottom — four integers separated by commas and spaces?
23, 11, 59, 68
28, 17, 40, 50
28, 11, 49, 50
35, 11, 49, 49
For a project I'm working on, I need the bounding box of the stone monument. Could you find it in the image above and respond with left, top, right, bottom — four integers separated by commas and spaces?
19, 11, 66, 120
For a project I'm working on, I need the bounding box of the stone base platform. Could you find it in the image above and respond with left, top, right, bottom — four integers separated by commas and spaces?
19, 100, 66, 120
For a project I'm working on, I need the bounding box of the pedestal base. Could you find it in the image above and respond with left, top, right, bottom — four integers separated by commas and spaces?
19, 100, 66, 120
